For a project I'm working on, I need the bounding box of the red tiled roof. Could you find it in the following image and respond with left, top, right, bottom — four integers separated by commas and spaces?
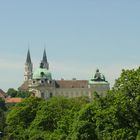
5, 98, 22, 103
55, 80, 88, 88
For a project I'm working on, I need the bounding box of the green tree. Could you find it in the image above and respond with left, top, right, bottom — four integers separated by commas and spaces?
0, 97, 6, 111
113, 67, 140, 96
17, 90, 31, 98
29, 96, 88, 140
7, 88, 31, 98
4, 97, 43, 140
69, 89, 140, 140
49, 96, 90, 140
69, 103, 97, 140
136, 131, 140, 140
0, 98, 6, 132
7, 88, 17, 97
0, 97, 7, 140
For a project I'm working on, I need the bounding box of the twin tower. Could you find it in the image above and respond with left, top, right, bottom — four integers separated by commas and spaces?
24, 49, 49, 81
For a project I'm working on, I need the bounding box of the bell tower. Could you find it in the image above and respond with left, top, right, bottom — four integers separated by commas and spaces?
24, 49, 33, 81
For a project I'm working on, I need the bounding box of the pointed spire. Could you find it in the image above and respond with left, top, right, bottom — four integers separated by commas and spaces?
41, 48, 49, 69
42, 48, 48, 63
26, 49, 32, 64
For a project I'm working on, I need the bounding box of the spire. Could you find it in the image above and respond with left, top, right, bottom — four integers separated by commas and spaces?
26, 49, 32, 64
41, 48, 49, 69
24, 49, 33, 81
42, 48, 47, 63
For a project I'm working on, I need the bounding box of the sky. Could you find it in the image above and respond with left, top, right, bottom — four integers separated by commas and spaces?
0, 0, 140, 91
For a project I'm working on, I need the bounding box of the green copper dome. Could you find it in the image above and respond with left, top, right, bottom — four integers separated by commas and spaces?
33, 68, 52, 80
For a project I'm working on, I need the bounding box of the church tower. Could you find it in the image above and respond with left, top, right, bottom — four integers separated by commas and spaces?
41, 49, 49, 69
24, 49, 33, 81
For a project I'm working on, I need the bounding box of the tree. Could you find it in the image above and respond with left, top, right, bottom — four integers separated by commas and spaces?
0, 98, 6, 134
68, 102, 97, 140
136, 131, 140, 140
7, 88, 17, 97
16, 90, 31, 98
68, 85, 140, 140
49, 96, 90, 140
113, 67, 140, 96
7, 88, 31, 98
29, 96, 90, 140
0, 97, 6, 111
4, 97, 43, 140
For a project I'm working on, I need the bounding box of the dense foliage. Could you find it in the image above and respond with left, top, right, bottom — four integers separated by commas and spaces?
4, 96, 89, 140
3, 67, 140, 139
0, 98, 6, 133
7, 88, 31, 98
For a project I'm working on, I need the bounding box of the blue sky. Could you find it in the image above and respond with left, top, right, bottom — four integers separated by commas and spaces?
0, 0, 140, 91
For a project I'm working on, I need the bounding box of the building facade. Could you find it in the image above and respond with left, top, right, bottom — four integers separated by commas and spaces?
19, 49, 110, 99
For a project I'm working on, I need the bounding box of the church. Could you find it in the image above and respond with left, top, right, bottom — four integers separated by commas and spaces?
19, 49, 110, 99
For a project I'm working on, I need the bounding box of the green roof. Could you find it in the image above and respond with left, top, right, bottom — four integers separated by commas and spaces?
33, 68, 52, 80
88, 80, 108, 85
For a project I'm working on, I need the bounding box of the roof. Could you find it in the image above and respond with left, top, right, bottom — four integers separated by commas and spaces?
5, 97, 22, 103
0, 89, 6, 98
88, 80, 109, 85
55, 80, 88, 88
18, 81, 29, 91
